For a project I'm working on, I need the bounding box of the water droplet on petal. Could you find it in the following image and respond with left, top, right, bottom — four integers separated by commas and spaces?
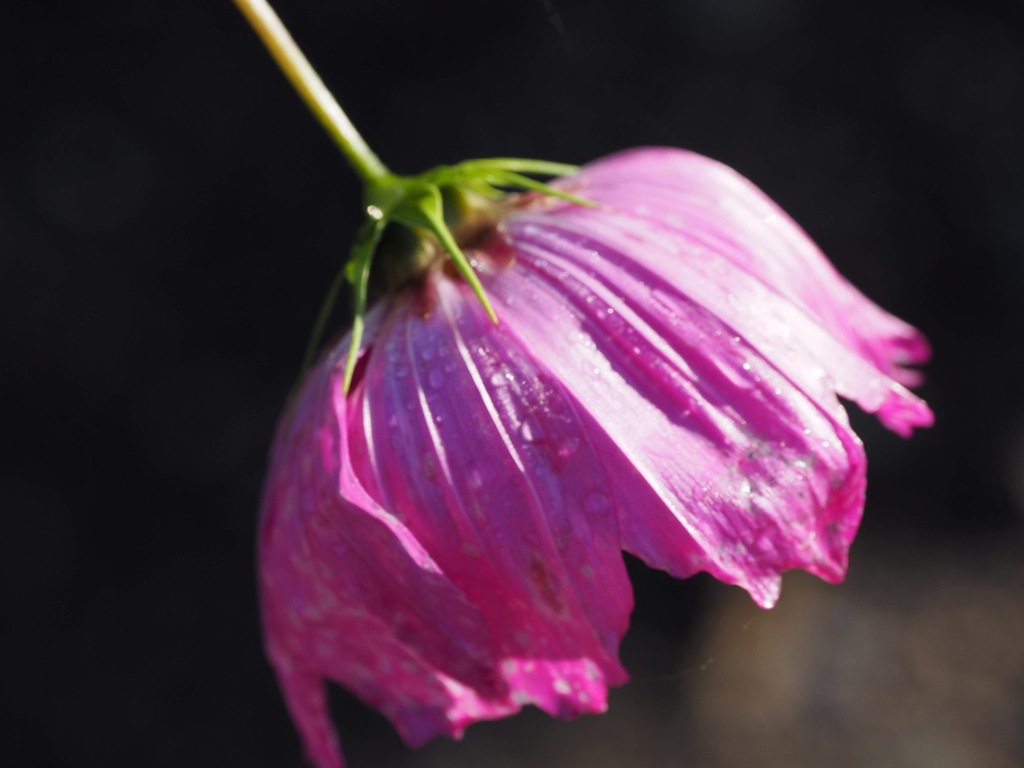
585, 491, 612, 516
520, 416, 544, 443
557, 435, 580, 459
428, 369, 444, 389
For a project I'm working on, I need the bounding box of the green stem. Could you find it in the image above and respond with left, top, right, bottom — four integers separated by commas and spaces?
232, 0, 389, 182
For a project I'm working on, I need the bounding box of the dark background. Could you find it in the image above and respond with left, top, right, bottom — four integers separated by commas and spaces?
3, 1, 1023, 766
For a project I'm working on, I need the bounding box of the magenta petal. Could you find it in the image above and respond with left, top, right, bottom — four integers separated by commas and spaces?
349, 273, 634, 709
568, 148, 932, 385
259, 146, 933, 767
262, 273, 637, 766
260, 336, 505, 767
487, 238, 866, 607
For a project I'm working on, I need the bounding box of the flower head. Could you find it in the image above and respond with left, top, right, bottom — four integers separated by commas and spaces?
260, 148, 932, 768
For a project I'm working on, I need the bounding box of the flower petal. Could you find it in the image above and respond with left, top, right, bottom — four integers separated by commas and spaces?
260, 330, 504, 767
478, 149, 931, 605
263, 269, 642, 764
484, 241, 862, 607
349, 272, 634, 716
565, 148, 931, 385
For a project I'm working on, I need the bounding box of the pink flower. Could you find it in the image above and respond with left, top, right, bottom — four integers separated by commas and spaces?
259, 147, 932, 768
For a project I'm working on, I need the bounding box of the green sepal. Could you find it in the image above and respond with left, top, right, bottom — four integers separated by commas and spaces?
299, 261, 348, 381
341, 213, 387, 393
321, 156, 588, 394
478, 169, 593, 207
389, 183, 498, 325
422, 158, 593, 206
455, 158, 581, 177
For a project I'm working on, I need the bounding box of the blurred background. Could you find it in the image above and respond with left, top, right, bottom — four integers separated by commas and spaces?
2, 0, 1022, 765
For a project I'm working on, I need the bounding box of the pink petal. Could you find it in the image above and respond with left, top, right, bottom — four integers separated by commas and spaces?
484, 239, 864, 607
349, 272, 634, 712
262, 272, 638, 766
567, 148, 931, 385
260, 324, 509, 764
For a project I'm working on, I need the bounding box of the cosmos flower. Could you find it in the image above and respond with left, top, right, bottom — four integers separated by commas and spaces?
259, 147, 932, 768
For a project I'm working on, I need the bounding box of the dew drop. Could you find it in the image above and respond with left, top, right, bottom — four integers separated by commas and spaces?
520, 416, 545, 443
467, 466, 485, 489
427, 369, 444, 389
557, 435, 580, 459
584, 491, 612, 516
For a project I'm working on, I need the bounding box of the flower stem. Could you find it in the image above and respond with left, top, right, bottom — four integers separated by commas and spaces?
232, 0, 389, 182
